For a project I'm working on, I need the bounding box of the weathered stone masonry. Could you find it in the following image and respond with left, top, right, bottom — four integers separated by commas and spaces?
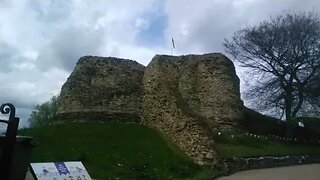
143, 53, 243, 165
57, 56, 145, 122
58, 53, 244, 166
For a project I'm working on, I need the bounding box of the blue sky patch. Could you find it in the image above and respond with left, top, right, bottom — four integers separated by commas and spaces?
135, 1, 168, 47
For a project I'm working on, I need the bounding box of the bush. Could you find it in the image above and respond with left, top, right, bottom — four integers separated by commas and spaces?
29, 96, 59, 128
289, 117, 320, 141
241, 107, 320, 141
240, 108, 286, 137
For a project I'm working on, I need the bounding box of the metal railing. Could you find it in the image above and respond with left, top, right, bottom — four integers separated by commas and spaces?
0, 103, 19, 179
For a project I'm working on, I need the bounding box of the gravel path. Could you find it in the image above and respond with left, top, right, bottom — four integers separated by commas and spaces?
217, 164, 320, 180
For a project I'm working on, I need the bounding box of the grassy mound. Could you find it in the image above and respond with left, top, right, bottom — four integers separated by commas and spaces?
18, 121, 320, 179
19, 123, 215, 179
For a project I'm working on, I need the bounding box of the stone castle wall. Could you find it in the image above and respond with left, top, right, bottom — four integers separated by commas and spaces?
57, 56, 145, 122
142, 53, 243, 165
58, 53, 243, 166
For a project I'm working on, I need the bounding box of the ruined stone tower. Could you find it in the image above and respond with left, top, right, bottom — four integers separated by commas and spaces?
58, 53, 243, 165
142, 53, 243, 165
57, 56, 145, 122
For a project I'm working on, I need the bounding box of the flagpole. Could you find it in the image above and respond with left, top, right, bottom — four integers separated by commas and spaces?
171, 37, 175, 55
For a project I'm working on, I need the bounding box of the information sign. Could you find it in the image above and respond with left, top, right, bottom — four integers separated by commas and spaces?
30, 161, 92, 180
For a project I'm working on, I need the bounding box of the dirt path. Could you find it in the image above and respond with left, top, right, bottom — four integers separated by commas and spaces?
217, 164, 320, 180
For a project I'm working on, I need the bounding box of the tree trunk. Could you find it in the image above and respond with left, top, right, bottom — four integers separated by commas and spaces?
285, 91, 294, 138
284, 87, 293, 121
292, 87, 304, 117
285, 101, 292, 121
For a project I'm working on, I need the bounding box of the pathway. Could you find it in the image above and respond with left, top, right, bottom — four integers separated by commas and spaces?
217, 164, 320, 180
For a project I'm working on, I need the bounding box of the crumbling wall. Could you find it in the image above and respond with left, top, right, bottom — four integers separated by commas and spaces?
57, 56, 145, 122
142, 53, 243, 165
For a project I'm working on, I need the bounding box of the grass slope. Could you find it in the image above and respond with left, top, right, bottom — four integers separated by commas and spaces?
18, 122, 320, 179
19, 123, 215, 179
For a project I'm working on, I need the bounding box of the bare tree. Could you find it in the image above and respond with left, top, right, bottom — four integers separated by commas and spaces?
224, 11, 320, 120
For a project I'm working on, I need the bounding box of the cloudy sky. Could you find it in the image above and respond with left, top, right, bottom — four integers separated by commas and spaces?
0, 0, 319, 128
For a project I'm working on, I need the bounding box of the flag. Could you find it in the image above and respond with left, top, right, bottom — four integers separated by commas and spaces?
298, 121, 304, 127
171, 38, 175, 49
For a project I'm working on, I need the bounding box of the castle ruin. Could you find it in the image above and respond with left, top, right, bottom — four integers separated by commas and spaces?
58, 53, 244, 165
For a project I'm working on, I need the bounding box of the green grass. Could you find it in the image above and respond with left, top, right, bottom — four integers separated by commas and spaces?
19, 123, 216, 179
215, 134, 320, 158
18, 122, 320, 179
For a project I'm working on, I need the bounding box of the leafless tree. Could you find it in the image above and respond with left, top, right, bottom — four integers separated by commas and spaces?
224, 11, 320, 120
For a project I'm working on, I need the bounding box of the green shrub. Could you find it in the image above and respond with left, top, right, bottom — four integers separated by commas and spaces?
29, 96, 59, 128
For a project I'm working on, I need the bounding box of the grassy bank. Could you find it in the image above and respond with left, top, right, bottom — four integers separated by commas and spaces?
19, 123, 215, 179
18, 122, 320, 179
215, 134, 320, 158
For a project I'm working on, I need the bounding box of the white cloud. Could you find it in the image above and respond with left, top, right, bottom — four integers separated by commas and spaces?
164, 0, 320, 107
0, 0, 163, 127
165, 0, 320, 54
1, 0, 320, 127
